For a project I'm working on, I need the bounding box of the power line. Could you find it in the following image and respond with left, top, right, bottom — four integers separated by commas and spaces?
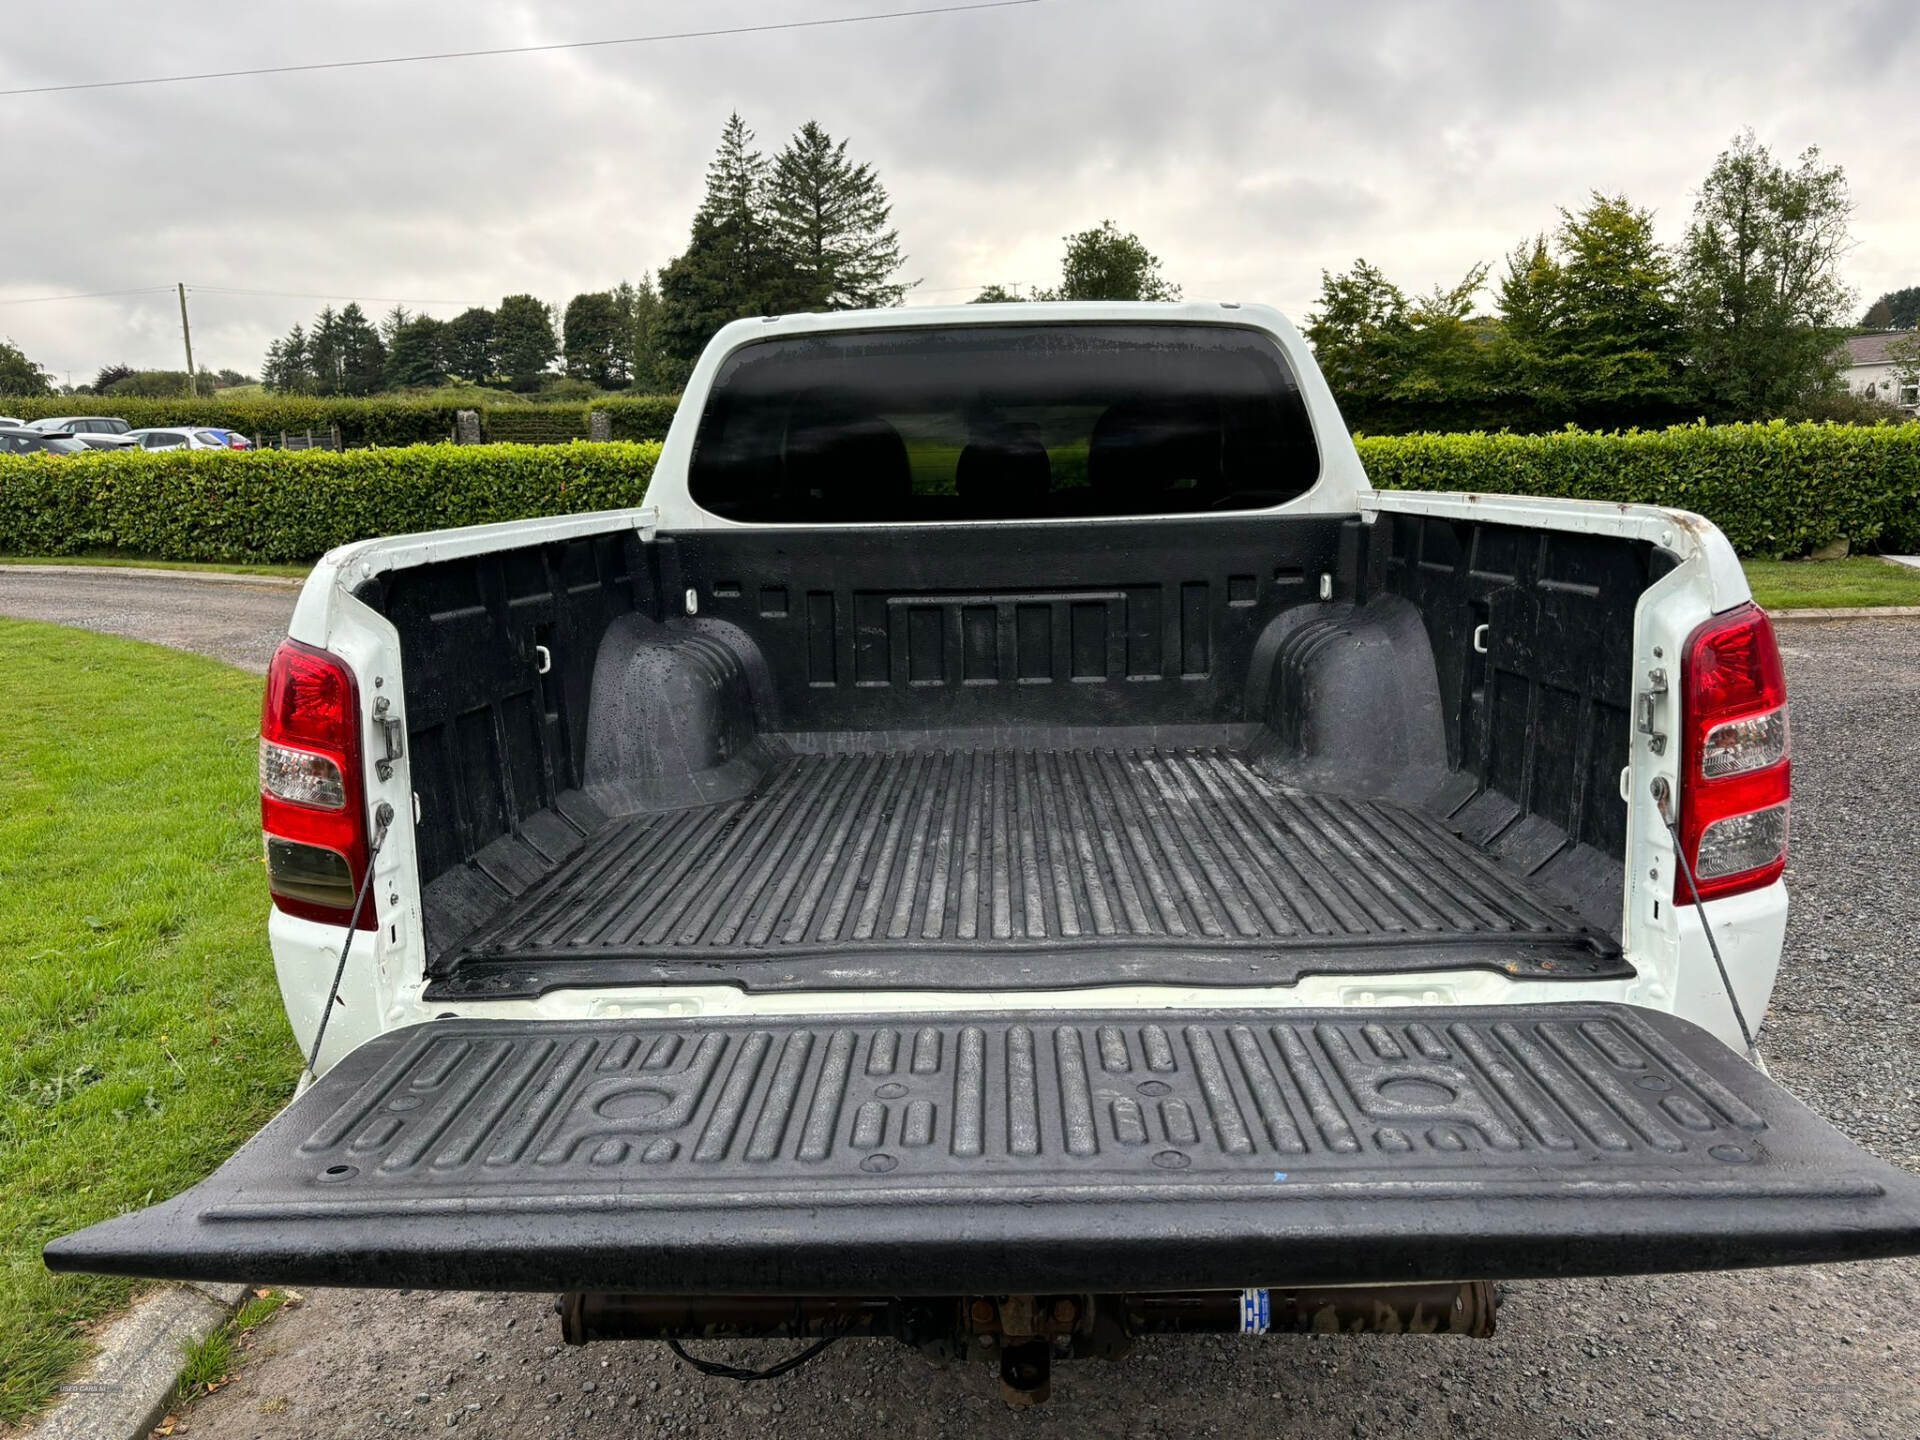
0, 286, 173, 306
191, 285, 486, 308
0, 1, 1044, 99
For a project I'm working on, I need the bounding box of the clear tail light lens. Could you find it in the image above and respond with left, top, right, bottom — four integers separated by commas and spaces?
260, 639, 374, 928
1676, 604, 1790, 903
260, 740, 346, 809
1695, 802, 1791, 883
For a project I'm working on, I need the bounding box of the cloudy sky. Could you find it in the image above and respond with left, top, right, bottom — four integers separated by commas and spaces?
1, 0, 1913, 384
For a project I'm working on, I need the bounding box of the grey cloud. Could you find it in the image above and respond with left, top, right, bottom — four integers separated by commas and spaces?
1, 0, 1915, 378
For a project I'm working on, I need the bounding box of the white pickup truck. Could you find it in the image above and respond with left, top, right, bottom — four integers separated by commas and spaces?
50, 303, 1920, 1404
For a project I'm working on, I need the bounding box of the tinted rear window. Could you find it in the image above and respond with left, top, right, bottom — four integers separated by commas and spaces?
688, 323, 1319, 523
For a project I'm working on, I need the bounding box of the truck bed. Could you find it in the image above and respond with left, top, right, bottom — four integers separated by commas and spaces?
427, 744, 1622, 998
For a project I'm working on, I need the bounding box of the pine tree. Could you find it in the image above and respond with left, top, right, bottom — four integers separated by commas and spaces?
613, 277, 672, 391
379, 304, 412, 345
658, 114, 781, 368
263, 323, 312, 392
335, 303, 387, 396
445, 307, 497, 383
767, 120, 910, 311
1860, 286, 1920, 330
307, 307, 342, 394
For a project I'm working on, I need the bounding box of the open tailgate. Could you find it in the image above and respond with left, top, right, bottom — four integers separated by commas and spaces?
47, 1004, 1920, 1294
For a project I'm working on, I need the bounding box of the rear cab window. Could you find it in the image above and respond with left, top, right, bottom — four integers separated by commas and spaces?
688, 322, 1321, 524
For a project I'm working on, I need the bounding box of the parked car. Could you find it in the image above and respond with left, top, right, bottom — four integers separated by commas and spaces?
27, 415, 130, 435
65, 432, 140, 451
0, 414, 22, 428
48, 303, 1920, 1407
0, 426, 87, 455
125, 426, 244, 451
200, 426, 254, 450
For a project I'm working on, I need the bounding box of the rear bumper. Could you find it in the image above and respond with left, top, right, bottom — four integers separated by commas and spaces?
47, 1003, 1920, 1295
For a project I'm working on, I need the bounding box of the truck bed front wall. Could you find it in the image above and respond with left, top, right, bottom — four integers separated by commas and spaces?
47, 1004, 1920, 1295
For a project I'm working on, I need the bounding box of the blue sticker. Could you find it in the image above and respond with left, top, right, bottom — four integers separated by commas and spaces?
1273, 1171, 1289, 1182
1239, 1288, 1271, 1333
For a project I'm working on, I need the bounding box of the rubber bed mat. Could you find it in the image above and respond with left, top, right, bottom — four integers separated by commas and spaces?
434, 748, 1621, 995
47, 1004, 1920, 1295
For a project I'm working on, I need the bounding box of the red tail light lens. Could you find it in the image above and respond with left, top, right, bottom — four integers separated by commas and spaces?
1676, 603, 1790, 902
260, 639, 374, 928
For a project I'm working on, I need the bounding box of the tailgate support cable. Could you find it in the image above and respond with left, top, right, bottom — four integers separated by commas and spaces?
304, 802, 395, 1079
1651, 779, 1760, 1063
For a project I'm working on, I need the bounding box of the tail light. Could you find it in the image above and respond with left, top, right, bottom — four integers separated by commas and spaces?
260, 639, 375, 928
1675, 603, 1790, 903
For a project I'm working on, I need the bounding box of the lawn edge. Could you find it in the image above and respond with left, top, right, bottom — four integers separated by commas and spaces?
1768, 605, 1920, 621
26, 1282, 249, 1440
0, 563, 305, 590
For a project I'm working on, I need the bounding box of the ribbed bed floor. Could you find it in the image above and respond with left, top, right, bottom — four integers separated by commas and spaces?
447, 747, 1600, 967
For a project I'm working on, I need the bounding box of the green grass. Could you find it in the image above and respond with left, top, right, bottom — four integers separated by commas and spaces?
0, 621, 298, 1424
173, 1290, 288, 1406
0, 553, 310, 579
1742, 556, 1920, 611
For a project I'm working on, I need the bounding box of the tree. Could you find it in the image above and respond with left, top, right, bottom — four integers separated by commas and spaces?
767, 120, 910, 310
1679, 132, 1855, 418
0, 337, 53, 396
445, 307, 497, 383
379, 304, 413, 345
384, 315, 450, 389
1860, 286, 1920, 331
494, 293, 559, 391
334, 303, 387, 396
562, 291, 626, 388
1044, 221, 1180, 301
1304, 259, 1412, 406
969, 284, 1027, 303
658, 114, 782, 368
613, 276, 674, 391
1306, 259, 1509, 430
90, 362, 136, 393
262, 324, 312, 392
1890, 332, 1920, 401
103, 369, 202, 398
307, 307, 342, 394
1496, 194, 1689, 424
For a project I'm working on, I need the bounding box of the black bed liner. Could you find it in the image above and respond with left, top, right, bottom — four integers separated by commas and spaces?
46, 1004, 1920, 1295
428, 746, 1624, 999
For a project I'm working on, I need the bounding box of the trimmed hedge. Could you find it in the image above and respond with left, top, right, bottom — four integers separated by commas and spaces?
0, 393, 682, 447
0, 443, 660, 563
4, 422, 1915, 565
1356, 422, 1920, 559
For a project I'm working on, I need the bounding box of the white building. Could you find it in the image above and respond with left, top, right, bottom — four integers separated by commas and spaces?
1840, 332, 1919, 414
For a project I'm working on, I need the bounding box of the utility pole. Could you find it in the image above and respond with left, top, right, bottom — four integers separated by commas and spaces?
176, 282, 195, 390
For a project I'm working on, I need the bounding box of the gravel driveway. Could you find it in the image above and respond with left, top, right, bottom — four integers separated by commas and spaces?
24, 582, 1920, 1440
0, 566, 298, 673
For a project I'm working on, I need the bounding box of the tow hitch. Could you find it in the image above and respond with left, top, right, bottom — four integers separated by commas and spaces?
558, 1283, 1497, 1406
